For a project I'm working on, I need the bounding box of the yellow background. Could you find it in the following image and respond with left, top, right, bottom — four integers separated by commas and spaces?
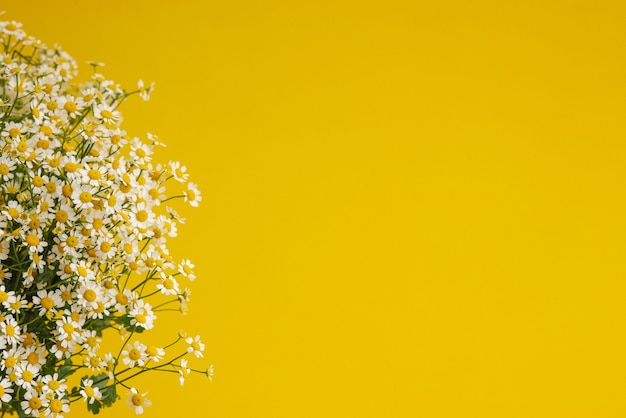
4, 0, 626, 416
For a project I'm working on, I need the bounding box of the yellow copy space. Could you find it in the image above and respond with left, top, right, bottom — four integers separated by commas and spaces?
4, 0, 626, 417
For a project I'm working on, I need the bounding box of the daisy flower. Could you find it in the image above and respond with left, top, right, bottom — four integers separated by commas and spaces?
185, 335, 205, 358
178, 259, 196, 281
0, 378, 14, 403
183, 182, 202, 207
122, 341, 148, 368
127, 387, 151, 414
80, 378, 102, 404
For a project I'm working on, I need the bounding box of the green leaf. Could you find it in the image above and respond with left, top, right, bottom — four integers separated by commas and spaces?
87, 399, 103, 415
100, 384, 119, 407
57, 364, 73, 379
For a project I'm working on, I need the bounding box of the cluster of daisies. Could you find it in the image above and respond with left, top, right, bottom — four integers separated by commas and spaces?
0, 19, 211, 417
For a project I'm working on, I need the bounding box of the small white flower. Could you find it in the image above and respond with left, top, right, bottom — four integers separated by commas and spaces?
80, 378, 102, 404
127, 387, 151, 414
185, 335, 205, 358
0, 378, 14, 403
122, 341, 147, 368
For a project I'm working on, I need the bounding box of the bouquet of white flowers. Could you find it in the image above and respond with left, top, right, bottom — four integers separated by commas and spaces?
0, 19, 211, 417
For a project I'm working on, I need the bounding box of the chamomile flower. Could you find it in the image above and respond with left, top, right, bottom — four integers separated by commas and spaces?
80, 378, 102, 404
156, 273, 179, 296
137, 79, 155, 101
0, 378, 13, 403
178, 358, 191, 386
185, 335, 205, 358
183, 182, 202, 207
44, 397, 70, 417
178, 259, 196, 281
0, 156, 17, 180
32, 289, 62, 316
76, 280, 101, 310
129, 300, 156, 330
93, 103, 121, 124
122, 341, 148, 368
207, 364, 214, 382
21, 387, 46, 417
145, 345, 165, 362
169, 161, 189, 183
127, 387, 151, 414
1, 315, 22, 346
15, 363, 40, 388
41, 373, 67, 396
0, 17, 209, 413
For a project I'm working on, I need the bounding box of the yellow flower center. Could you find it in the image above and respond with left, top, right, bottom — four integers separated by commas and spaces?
134, 314, 146, 324
5, 324, 15, 337
55, 210, 68, 223
79, 191, 93, 203
5, 356, 16, 368
129, 348, 142, 361
85, 386, 95, 397
135, 210, 148, 222
40, 125, 52, 136
88, 169, 101, 180
29, 396, 41, 410
8, 208, 19, 218
131, 394, 144, 406
22, 370, 33, 382
63, 323, 74, 334
100, 109, 113, 119
26, 234, 40, 246
8, 127, 20, 138
64, 162, 79, 173
84, 289, 97, 302
27, 352, 39, 365
77, 266, 89, 278
41, 296, 54, 309
22, 333, 34, 346
116, 293, 128, 306
163, 278, 174, 290
48, 380, 60, 390
37, 139, 50, 149
16, 141, 27, 152
0, 164, 9, 175
50, 399, 63, 413
32, 176, 44, 187
66, 236, 78, 248
63, 101, 76, 112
